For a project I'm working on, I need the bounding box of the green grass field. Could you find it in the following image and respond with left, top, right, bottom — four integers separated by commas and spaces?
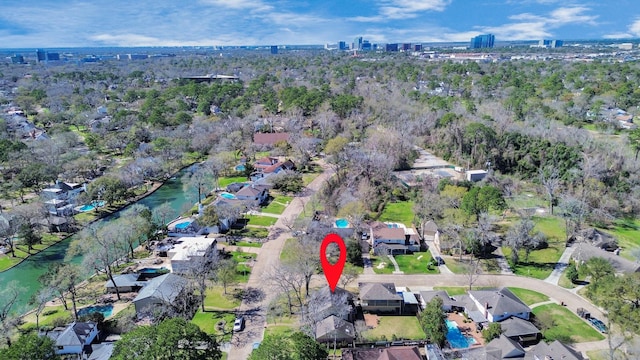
394, 252, 439, 274
601, 218, 640, 261
378, 201, 415, 226
246, 215, 278, 227
507, 288, 549, 306
261, 195, 292, 215
0, 234, 65, 272
191, 310, 236, 341
532, 304, 605, 343
219, 176, 247, 188
203, 286, 241, 310
371, 255, 395, 274
228, 227, 269, 239
361, 316, 426, 341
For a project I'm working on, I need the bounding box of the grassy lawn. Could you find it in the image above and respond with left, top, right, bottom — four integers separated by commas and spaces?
378, 201, 415, 226
0, 234, 64, 272
507, 288, 549, 306
20, 305, 72, 331
532, 304, 605, 343
433, 287, 470, 296
246, 215, 278, 227
533, 216, 566, 242
600, 218, 640, 261
361, 316, 425, 341
235, 263, 252, 282
203, 286, 242, 310
506, 193, 547, 210
371, 255, 395, 274
231, 251, 257, 263
394, 252, 439, 274
191, 309, 236, 341
228, 227, 269, 239
219, 176, 247, 189
262, 195, 293, 215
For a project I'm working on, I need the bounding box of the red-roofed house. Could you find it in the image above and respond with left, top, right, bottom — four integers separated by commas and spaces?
253, 132, 290, 146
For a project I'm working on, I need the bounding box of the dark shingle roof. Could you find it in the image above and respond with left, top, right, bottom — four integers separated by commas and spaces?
315, 315, 355, 341
525, 340, 584, 360
133, 273, 188, 305
359, 282, 402, 301
469, 288, 531, 318
486, 334, 525, 358
500, 317, 540, 338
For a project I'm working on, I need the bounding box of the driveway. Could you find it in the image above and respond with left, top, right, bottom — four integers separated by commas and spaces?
227, 162, 334, 360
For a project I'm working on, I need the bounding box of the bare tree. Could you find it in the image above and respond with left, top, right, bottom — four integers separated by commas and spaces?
31, 287, 54, 331
264, 264, 305, 314
182, 165, 212, 206
215, 258, 237, 295
505, 218, 546, 265
0, 280, 23, 346
284, 236, 320, 296
185, 250, 219, 312
339, 264, 359, 288
539, 166, 561, 215
463, 257, 483, 290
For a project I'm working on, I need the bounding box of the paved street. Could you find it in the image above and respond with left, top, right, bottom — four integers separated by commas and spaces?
228, 162, 334, 360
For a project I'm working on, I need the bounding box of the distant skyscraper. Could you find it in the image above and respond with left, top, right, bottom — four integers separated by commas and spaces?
401, 43, 411, 51
385, 43, 398, 52
413, 44, 423, 52
353, 36, 363, 50
470, 34, 495, 49
46, 52, 60, 61
270, 46, 278, 54
35, 49, 46, 62
539, 39, 563, 48
11, 54, 24, 64
361, 40, 371, 51
338, 41, 347, 50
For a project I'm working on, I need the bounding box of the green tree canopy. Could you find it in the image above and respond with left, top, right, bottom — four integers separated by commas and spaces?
419, 297, 447, 347
0, 333, 56, 360
461, 185, 506, 217
111, 318, 221, 360
249, 331, 327, 360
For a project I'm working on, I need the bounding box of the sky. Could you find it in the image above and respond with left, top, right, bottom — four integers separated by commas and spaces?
0, 0, 639, 48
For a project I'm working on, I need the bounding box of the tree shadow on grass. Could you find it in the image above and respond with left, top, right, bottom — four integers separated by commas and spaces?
235, 287, 265, 304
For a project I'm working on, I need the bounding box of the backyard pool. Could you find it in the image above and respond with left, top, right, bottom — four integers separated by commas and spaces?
446, 320, 476, 349
78, 201, 106, 212
77, 304, 113, 318
235, 164, 246, 171
335, 218, 349, 228
174, 221, 193, 230
138, 267, 169, 274
220, 192, 237, 200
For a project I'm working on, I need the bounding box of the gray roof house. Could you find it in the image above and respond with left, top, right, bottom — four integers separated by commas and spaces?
315, 315, 356, 344
311, 286, 355, 322
419, 290, 464, 312
485, 335, 525, 359
500, 316, 541, 345
468, 288, 531, 322
359, 282, 403, 314
104, 273, 147, 293
44, 321, 99, 356
524, 340, 584, 360
132, 273, 189, 316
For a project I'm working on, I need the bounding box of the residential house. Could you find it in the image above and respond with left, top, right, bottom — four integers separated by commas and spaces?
359, 282, 403, 314
235, 184, 269, 205
315, 315, 356, 344
310, 286, 355, 322
500, 316, 541, 346
132, 273, 189, 316
168, 237, 218, 274
423, 220, 439, 241
524, 340, 584, 360
251, 157, 295, 181
104, 273, 147, 293
485, 335, 526, 359
87, 342, 115, 360
369, 221, 421, 255
342, 346, 422, 360
42, 181, 86, 215
419, 290, 464, 312
468, 288, 531, 322
253, 132, 290, 147
44, 321, 99, 356
425, 344, 446, 360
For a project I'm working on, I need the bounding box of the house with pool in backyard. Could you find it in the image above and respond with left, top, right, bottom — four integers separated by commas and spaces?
351, 284, 584, 359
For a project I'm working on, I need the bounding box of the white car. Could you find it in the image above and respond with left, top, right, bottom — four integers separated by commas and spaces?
233, 316, 245, 332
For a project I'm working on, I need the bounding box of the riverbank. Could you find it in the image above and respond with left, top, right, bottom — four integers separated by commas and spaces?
0, 178, 167, 273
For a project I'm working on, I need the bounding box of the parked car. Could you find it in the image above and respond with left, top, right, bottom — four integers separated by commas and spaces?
233, 316, 245, 332
435, 256, 445, 265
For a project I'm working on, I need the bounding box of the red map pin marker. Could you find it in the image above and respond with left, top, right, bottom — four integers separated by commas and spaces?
320, 233, 347, 293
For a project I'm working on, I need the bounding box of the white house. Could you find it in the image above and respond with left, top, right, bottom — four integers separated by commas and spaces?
168, 236, 218, 274
44, 321, 99, 356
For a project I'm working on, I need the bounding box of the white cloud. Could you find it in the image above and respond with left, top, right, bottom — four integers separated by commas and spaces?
548, 6, 597, 26
604, 18, 640, 39
198, 0, 272, 12
379, 0, 451, 18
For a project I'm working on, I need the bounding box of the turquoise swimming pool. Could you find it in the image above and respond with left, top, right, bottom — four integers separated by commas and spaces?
78, 304, 113, 318
174, 221, 192, 230
446, 320, 476, 349
220, 192, 236, 200
78, 200, 106, 212
335, 218, 349, 228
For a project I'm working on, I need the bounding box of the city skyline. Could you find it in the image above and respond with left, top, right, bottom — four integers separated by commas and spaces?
0, 1, 639, 48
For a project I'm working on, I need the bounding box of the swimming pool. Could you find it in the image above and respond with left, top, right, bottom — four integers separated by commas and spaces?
446, 320, 476, 349
174, 221, 192, 230
235, 164, 246, 171
78, 304, 113, 318
138, 267, 169, 274
78, 200, 106, 212
220, 192, 237, 200
335, 218, 349, 228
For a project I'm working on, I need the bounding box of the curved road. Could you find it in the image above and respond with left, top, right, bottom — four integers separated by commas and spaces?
227, 162, 609, 359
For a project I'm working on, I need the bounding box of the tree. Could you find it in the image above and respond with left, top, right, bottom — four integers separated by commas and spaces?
584, 257, 615, 284
18, 223, 41, 252
628, 127, 640, 161
284, 236, 320, 296
120, 204, 153, 258
566, 263, 579, 284
182, 165, 212, 205
0, 281, 24, 347
339, 263, 359, 288
461, 185, 507, 218
30, 287, 53, 331
346, 239, 363, 267
539, 166, 561, 215
482, 322, 502, 342
269, 171, 304, 194
505, 218, 546, 266
84, 176, 131, 207
185, 250, 218, 312
111, 317, 221, 360
419, 297, 447, 347
265, 263, 305, 314
0, 333, 56, 360
215, 258, 237, 295
249, 331, 326, 360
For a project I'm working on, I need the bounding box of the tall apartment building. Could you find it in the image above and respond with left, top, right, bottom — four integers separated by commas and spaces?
470, 34, 495, 49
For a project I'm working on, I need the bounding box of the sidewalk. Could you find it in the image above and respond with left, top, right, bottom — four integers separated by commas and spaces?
544, 245, 576, 285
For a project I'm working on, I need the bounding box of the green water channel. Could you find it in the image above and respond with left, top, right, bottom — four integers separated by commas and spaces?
0, 165, 205, 314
